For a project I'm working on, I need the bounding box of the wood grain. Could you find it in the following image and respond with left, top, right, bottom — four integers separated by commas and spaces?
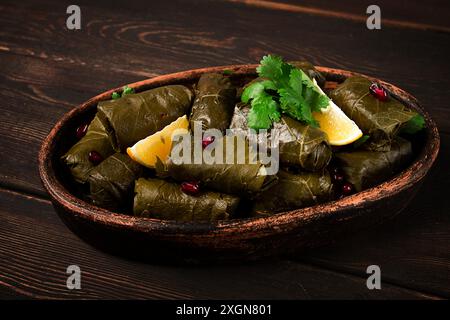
0, 188, 438, 299
228, 0, 450, 32
1, 0, 449, 94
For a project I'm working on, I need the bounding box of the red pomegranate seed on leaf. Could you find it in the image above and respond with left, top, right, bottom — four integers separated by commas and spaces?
88, 151, 103, 165
76, 123, 89, 139
202, 136, 215, 149
369, 83, 388, 101
181, 181, 200, 195
341, 182, 354, 195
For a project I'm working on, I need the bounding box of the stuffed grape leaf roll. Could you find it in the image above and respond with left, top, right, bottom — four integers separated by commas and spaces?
335, 137, 412, 192
278, 116, 332, 171
251, 170, 333, 216
62, 115, 115, 183
133, 178, 239, 221
88, 153, 143, 210
97, 85, 193, 150
190, 73, 236, 131
229, 106, 332, 171
165, 134, 276, 196
330, 76, 418, 145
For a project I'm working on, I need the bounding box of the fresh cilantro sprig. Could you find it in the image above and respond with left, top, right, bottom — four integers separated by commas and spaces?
241, 55, 329, 129
112, 85, 135, 100
242, 80, 280, 130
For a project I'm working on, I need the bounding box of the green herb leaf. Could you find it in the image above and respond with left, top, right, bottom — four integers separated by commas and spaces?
122, 85, 135, 96
400, 114, 425, 134
242, 55, 330, 129
278, 68, 327, 127
242, 81, 281, 129
247, 93, 281, 130
111, 92, 121, 100
257, 55, 293, 90
242, 82, 265, 103
222, 69, 234, 75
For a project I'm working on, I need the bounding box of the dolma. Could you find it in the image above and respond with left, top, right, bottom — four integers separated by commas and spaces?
330, 76, 418, 145
97, 85, 193, 150
166, 134, 276, 195
62, 115, 115, 183
251, 170, 333, 216
88, 153, 143, 210
290, 61, 326, 88
335, 137, 412, 192
229, 106, 332, 171
133, 178, 239, 221
190, 73, 236, 131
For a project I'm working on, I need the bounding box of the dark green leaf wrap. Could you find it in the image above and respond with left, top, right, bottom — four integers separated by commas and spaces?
133, 178, 239, 221
166, 135, 276, 195
88, 153, 143, 210
190, 73, 236, 131
289, 61, 326, 88
62, 115, 115, 183
335, 137, 412, 192
229, 106, 332, 171
251, 170, 333, 216
278, 116, 332, 171
330, 76, 418, 145
97, 85, 193, 150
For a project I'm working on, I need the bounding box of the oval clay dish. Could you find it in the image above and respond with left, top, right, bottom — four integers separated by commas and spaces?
39, 65, 440, 263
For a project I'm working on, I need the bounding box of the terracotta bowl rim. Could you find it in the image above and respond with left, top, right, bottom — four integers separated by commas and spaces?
38, 64, 440, 237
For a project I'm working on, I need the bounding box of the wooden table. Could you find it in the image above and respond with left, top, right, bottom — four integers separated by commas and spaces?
0, 0, 449, 299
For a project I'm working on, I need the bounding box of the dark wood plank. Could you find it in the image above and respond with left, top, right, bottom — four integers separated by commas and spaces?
296, 137, 450, 298
231, 0, 450, 32
0, 188, 436, 299
1, 0, 449, 93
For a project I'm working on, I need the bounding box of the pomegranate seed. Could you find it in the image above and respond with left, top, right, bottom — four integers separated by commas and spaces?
76, 123, 89, 139
181, 181, 200, 195
341, 182, 354, 195
202, 136, 215, 149
332, 173, 345, 183
369, 83, 388, 101
88, 151, 103, 165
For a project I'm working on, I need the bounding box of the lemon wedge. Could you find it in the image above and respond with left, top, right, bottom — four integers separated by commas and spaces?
312, 80, 363, 146
127, 115, 189, 168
